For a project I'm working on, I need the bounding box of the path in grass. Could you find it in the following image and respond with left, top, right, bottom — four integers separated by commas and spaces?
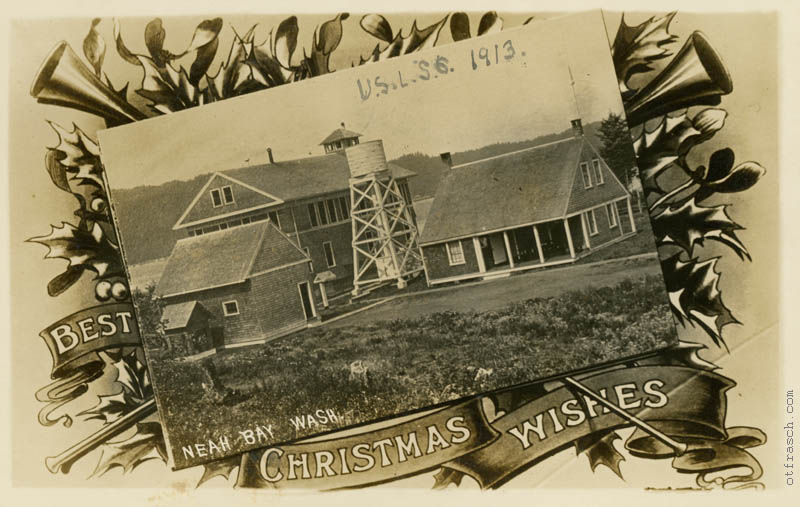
327, 255, 663, 329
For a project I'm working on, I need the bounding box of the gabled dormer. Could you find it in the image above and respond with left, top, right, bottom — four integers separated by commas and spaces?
320, 122, 362, 153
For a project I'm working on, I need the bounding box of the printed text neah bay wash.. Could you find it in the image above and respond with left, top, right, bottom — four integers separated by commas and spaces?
181, 409, 342, 461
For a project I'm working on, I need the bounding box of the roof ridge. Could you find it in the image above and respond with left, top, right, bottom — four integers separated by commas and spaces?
450, 136, 576, 170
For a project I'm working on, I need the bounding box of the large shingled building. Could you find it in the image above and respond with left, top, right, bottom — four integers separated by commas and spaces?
419, 120, 637, 285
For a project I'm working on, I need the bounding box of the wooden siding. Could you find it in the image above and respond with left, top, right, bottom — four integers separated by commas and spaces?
565, 144, 629, 215
182, 174, 280, 225
422, 239, 480, 281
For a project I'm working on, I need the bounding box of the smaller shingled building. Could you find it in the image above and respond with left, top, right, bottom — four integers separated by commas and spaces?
419, 121, 637, 285
156, 221, 317, 350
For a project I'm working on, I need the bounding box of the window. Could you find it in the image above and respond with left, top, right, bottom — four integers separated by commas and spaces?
323, 242, 336, 268
587, 209, 599, 235
446, 241, 465, 265
268, 211, 280, 229
241, 216, 251, 225
317, 201, 329, 225
580, 162, 592, 189
194, 228, 204, 236
222, 185, 235, 204
303, 247, 313, 272
338, 196, 350, 219
326, 199, 339, 223
228, 219, 241, 228
307, 203, 319, 227
606, 203, 618, 228
222, 300, 239, 316
210, 188, 223, 207
592, 159, 604, 184
188, 230, 196, 237
219, 223, 228, 230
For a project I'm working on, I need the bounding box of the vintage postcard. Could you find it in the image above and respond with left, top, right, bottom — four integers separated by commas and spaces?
97, 10, 678, 469
8, 0, 790, 500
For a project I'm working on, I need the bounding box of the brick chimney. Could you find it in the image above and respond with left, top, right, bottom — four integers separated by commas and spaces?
570, 119, 584, 137
267, 147, 274, 163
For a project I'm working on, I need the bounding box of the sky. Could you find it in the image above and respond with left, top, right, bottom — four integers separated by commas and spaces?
98, 10, 625, 189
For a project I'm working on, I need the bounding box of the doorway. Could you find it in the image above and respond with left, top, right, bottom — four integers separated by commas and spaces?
298, 282, 316, 319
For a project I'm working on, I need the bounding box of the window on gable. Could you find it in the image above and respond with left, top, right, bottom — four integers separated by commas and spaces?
323, 242, 336, 268
446, 241, 465, 265
210, 188, 223, 207
580, 162, 592, 189
222, 185, 234, 204
222, 300, 239, 316
307, 203, 319, 227
587, 209, 599, 235
606, 203, 618, 228
592, 159, 604, 184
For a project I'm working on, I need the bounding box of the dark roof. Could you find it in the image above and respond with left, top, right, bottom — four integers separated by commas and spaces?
320, 127, 362, 145
156, 221, 306, 297
419, 138, 583, 245
162, 301, 206, 331
221, 152, 414, 202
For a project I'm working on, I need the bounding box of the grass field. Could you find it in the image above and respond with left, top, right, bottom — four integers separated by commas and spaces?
153, 272, 677, 460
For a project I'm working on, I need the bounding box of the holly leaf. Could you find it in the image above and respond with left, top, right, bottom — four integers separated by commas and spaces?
576, 431, 625, 479
27, 222, 121, 278
661, 254, 739, 348
432, 467, 464, 490
79, 390, 130, 424
477, 11, 503, 37
449, 12, 471, 42
653, 198, 750, 260
360, 16, 446, 63
612, 12, 678, 95
92, 421, 167, 476
197, 455, 241, 487
83, 18, 106, 77
187, 18, 224, 86
362, 14, 394, 43
633, 109, 727, 194
46, 265, 85, 297
301, 13, 350, 77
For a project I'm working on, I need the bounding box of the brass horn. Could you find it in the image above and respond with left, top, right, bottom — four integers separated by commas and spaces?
30, 41, 146, 126
624, 31, 733, 127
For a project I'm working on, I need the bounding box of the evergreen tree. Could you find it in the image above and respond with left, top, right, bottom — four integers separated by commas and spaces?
597, 112, 636, 187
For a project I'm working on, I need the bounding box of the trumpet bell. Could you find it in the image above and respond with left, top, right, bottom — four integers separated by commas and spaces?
31, 41, 146, 126
624, 31, 733, 127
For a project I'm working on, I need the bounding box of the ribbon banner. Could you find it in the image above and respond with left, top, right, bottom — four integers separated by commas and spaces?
36, 303, 142, 428
39, 302, 141, 379
237, 366, 765, 490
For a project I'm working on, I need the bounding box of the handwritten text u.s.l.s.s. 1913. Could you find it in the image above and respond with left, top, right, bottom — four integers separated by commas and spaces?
356, 39, 524, 101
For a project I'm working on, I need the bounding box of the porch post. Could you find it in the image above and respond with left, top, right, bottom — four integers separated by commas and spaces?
580, 213, 591, 249
617, 202, 624, 238
626, 197, 637, 233
473, 237, 487, 273
503, 231, 515, 268
533, 225, 545, 264
563, 218, 576, 259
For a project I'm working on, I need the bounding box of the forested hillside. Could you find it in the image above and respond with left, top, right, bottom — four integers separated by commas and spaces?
113, 122, 602, 265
